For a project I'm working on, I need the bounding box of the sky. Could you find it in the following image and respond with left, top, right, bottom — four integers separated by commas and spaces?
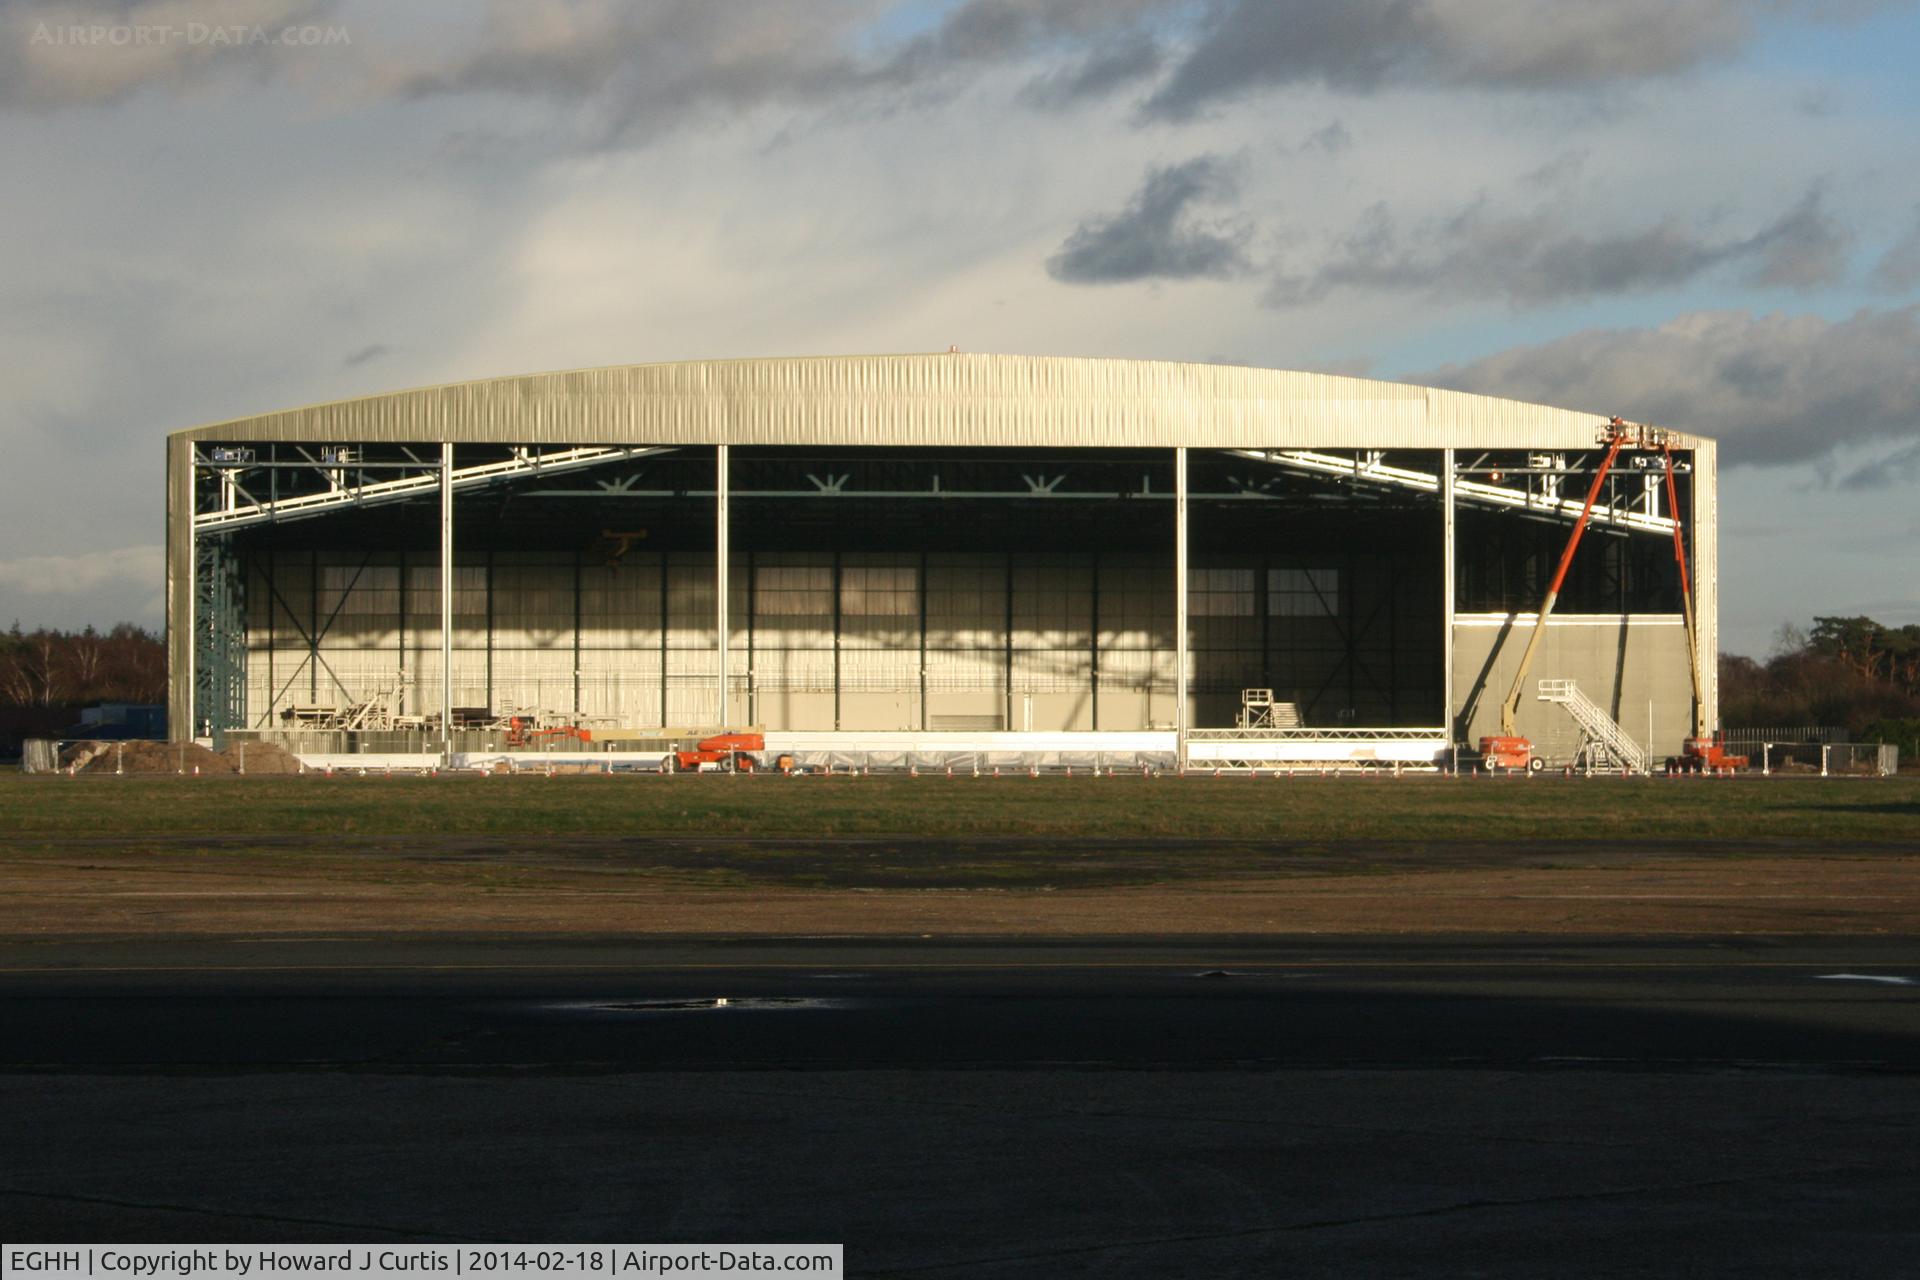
2, 0, 1918, 656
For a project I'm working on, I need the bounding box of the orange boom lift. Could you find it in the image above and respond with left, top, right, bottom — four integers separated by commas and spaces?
1478, 419, 1632, 772
672, 731, 767, 772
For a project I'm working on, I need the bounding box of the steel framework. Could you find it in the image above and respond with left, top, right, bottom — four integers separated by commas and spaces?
193, 445, 675, 531
1227, 449, 1680, 535
192, 535, 246, 737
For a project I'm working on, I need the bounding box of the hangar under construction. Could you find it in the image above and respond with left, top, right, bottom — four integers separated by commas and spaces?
165, 354, 1717, 772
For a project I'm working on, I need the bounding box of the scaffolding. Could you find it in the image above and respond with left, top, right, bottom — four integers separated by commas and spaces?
193, 535, 246, 738
1235, 688, 1303, 730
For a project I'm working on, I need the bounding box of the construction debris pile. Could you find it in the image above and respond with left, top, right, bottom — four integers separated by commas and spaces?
59, 739, 308, 774
224, 740, 306, 773
64, 740, 229, 773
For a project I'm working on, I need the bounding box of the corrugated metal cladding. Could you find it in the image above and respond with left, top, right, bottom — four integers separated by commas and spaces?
170, 354, 1713, 451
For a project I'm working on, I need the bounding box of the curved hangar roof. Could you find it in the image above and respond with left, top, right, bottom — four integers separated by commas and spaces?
170, 354, 1708, 452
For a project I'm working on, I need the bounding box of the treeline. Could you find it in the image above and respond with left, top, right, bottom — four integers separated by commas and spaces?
1722, 616, 1920, 755
0, 624, 166, 710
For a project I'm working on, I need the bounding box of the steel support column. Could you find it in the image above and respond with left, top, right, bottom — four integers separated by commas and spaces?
1441, 447, 1456, 749
1004, 552, 1015, 731
716, 445, 730, 728
439, 442, 453, 761
308, 550, 319, 703
1694, 442, 1719, 733
832, 551, 843, 732
747, 549, 758, 727
1089, 553, 1100, 732
398, 550, 408, 715
918, 550, 929, 732
166, 435, 195, 741
1257, 552, 1271, 699
484, 550, 495, 716
658, 551, 669, 727
1174, 446, 1189, 767
261, 549, 275, 728
572, 549, 583, 716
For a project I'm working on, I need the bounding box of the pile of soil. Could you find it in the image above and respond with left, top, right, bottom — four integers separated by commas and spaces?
68, 740, 233, 774
222, 740, 305, 774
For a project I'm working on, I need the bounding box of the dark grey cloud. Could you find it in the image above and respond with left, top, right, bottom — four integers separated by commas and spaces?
1142, 0, 1415, 118
1046, 154, 1251, 284
342, 342, 388, 368
1019, 30, 1163, 110
1300, 120, 1350, 154
882, 0, 1168, 75
1266, 189, 1850, 308
1795, 86, 1842, 116
385, 2, 873, 143
1873, 209, 1920, 293
3, 0, 1895, 135
1141, 0, 1895, 121
0, 0, 1179, 123
386, 0, 1174, 142
1415, 306, 1920, 468
1839, 440, 1920, 490
1744, 189, 1851, 289
1520, 151, 1589, 192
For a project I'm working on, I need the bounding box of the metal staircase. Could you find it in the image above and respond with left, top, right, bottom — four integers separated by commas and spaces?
1236, 689, 1303, 730
1537, 679, 1648, 773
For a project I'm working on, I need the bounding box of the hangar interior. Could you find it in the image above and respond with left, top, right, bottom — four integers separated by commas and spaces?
184, 436, 1699, 766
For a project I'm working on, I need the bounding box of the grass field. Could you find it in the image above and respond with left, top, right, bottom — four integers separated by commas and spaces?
4, 771, 1916, 843
5, 773, 1917, 937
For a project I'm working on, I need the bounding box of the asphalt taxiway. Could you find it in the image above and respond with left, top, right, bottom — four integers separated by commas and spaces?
3, 936, 1916, 1276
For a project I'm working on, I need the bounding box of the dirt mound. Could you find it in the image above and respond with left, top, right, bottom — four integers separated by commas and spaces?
223, 740, 306, 774
64, 739, 310, 775
69, 739, 233, 774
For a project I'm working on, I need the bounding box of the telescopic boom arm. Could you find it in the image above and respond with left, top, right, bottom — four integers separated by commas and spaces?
1496, 420, 1632, 739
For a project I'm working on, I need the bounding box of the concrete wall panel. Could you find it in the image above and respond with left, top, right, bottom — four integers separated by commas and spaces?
1453, 615, 1694, 762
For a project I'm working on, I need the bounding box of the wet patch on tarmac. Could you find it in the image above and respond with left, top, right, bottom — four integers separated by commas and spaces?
549, 996, 847, 1015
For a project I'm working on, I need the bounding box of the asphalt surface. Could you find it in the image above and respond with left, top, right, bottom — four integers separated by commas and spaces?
4, 936, 1919, 1276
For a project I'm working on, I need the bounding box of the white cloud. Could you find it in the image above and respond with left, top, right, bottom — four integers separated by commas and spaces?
0, 545, 163, 630
0, 544, 160, 595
